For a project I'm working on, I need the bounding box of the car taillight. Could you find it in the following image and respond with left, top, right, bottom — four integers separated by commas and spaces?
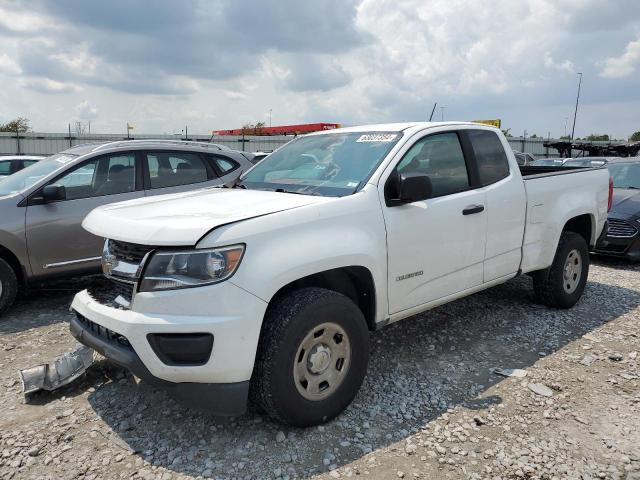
608, 176, 613, 212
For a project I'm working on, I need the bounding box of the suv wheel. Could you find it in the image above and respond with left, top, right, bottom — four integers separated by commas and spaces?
533, 231, 589, 308
0, 258, 18, 316
250, 287, 369, 427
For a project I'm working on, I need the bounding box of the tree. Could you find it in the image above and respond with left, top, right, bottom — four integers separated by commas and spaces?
501, 128, 512, 137
241, 121, 266, 135
585, 134, 609, 141
631, 131, 640, 142
0, 117, 31, 133
560, 135, 571, 140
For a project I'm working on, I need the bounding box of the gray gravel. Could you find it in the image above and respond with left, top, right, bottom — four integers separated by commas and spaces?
0, 257, 639, 479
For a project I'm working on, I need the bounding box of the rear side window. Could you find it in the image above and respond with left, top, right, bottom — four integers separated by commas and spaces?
215, 157, 239, 174
0, 160, 11, 174
468, 130, 510, 185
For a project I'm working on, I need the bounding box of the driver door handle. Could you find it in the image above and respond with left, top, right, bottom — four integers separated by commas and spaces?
462, 204, 484, 215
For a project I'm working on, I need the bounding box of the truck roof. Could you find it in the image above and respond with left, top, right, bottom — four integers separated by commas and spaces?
310, 121, 489, 135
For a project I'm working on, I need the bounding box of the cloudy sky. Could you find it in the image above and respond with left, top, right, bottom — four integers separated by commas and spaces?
0, 0, 639, 138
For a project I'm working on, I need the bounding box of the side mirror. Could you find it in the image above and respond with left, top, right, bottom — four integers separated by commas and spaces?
42, 184, 66, 202
398, 173, 432, 204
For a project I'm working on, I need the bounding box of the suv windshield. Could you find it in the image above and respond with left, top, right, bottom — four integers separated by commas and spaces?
240, 132, 402, 196
0, 153, 77, 196
608, 162, 640, 189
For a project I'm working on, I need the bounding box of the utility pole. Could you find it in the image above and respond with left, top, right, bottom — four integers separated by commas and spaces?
440, 106, 446, 121
185, 125, 188, 140
570, 72, 582, 144
269, 109, 272, 127
429, 102, 437, 121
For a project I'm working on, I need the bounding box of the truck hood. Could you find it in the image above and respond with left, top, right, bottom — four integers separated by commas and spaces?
82, 187, 329, 246
610, 188, 640, 216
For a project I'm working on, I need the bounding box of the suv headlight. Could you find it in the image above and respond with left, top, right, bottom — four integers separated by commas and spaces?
139, 245, 245, 292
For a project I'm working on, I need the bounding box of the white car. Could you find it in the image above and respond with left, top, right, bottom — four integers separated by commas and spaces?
0, 155, 44, 178
70, 122, 610, 426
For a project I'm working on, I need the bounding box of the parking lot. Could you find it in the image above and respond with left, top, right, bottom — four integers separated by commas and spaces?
0, 257, 638, 480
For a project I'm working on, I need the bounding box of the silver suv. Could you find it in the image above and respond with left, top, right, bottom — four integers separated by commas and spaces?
0, 140, 254, 315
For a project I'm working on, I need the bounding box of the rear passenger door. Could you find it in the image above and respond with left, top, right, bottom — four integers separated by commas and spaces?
465, 129, 526, 282
142, 151, 219, 197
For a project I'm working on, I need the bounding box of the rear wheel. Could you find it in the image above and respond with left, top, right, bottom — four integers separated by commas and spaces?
250, 287, 369, 427
0, 258, 18, 317
533, 231, 589, 308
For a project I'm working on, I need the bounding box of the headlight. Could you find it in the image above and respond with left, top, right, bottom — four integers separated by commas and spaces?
139, 245, 245, 292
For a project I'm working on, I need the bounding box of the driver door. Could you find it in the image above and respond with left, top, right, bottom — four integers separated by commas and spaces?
381, 131, 487, 314
25, 152, 143, 278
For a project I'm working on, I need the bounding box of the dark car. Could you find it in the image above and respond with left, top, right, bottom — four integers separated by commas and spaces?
594, 158, 640, 259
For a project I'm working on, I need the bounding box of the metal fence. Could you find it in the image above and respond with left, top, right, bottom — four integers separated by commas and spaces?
0, 131, 625, 158
0, 132, 293, 156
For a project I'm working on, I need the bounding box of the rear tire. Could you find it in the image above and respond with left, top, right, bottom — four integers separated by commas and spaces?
250, 287, 369, 427
533, 231, 589, 308
0, 258, 18, 317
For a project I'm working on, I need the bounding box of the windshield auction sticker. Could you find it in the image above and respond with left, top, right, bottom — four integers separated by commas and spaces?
356, 133, 398, 143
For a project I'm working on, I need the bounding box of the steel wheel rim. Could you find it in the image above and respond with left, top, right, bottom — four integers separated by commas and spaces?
293, 322, 351, 401
562, 248, 582, 294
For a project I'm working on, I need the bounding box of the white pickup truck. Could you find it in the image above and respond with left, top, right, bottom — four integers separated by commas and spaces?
70, 122, 611, 426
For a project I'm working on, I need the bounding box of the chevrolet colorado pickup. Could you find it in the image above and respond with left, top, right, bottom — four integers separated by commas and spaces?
70, 122, 611, 426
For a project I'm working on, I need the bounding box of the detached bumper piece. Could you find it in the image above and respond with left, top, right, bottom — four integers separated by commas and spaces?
69, 314, 248, 416
20, 345, 96, 396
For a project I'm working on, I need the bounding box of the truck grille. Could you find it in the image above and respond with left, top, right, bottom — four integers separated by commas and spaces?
607, 219, 637, 238
107, 239, 153, 263
88, 279, 134, 310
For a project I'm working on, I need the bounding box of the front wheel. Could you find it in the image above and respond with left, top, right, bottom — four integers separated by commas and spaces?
0, 258, 18, 317
250, 287, 369, 427
533, 231, 589, 308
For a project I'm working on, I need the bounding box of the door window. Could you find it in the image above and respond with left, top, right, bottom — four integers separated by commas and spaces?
146, 152, 208, 189
54, 153, 135, 200
468, 130, 510, 185
0, 160, 11, 174
395, 132, 469, 197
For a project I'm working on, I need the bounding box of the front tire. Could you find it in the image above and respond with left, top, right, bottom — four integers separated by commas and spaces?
533, 231, 589, 308
250, 287, 369, 427
0, 258, 18, 317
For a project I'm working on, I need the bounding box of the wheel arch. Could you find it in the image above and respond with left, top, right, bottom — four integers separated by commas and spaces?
562, 213, 595, 247
266, 266, 378, 331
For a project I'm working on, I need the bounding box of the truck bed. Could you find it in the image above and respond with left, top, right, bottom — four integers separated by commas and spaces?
519, 165, 604, 179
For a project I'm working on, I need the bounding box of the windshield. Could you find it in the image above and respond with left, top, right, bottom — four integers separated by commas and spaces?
608, 162, 640, 189
240, 132, 402, 196
0, 153, 77, 196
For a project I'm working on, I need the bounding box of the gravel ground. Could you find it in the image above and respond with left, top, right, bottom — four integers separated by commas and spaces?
0, 257, 639, 480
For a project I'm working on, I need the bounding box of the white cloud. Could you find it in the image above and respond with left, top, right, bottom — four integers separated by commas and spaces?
0, 53, 21, 75
75, 100, 98, 120
22, 78, 83, 94
600, 35, 640, 78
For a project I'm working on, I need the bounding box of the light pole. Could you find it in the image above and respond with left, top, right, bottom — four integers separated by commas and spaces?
440, 106, 446, 121
269, 109, 272, 128
564, 117, 568, 137
570, 72, 582, 144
